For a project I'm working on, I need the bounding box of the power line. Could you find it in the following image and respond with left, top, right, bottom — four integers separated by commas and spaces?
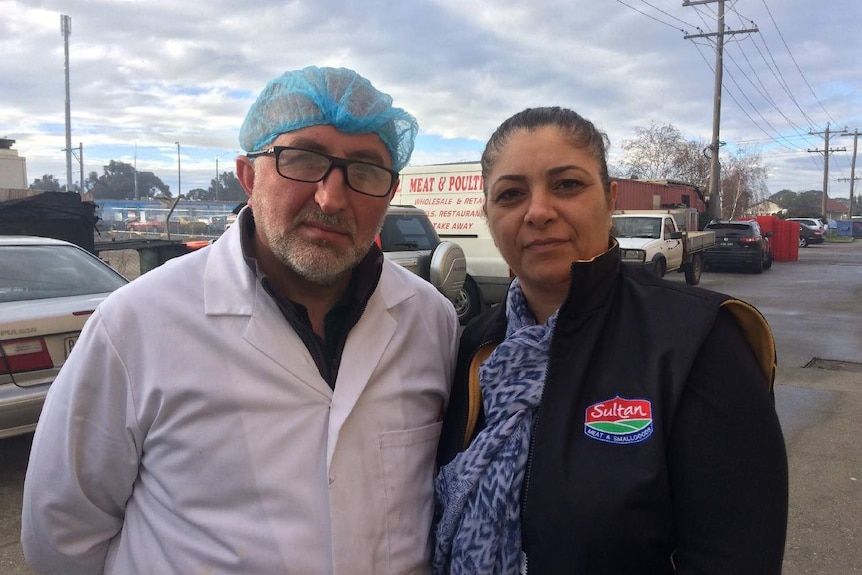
725, 41, 814, 140
613, 0, 691, 32
749, 27, 818, 127
694, 30, 823, 174
722, 45, 817, 151
636, 0, 696, 29
808, 123, 848, 215
759, 0, 836, 125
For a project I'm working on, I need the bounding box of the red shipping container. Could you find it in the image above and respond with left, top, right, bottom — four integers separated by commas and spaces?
773, 220, 787, 262
785, 221, 799, 261
756, 216, 779, 261
773, 220, 799, 262
755, 215, 777, 235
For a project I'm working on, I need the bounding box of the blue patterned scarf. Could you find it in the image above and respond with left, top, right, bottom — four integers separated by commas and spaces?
434, 277, 558, 574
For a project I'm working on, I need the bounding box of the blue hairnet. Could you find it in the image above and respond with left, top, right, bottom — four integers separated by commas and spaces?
239, 66, 418, 172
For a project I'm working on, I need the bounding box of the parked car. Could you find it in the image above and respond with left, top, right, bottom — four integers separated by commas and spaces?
787, 217, 828, 235
796, 222, 825, 248
0, 236, 128, 439
379, 205, 469, 322
126, 218, 166, 233
703, 220, 773, 274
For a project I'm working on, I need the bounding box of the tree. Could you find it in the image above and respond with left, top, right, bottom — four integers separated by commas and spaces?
87, 160, 171, 200
794, 190, 826, 217
620, 122, 769, 219
185, 188, 209, 201
719, 148, 768, 220
29, 174, 63, 192
670, 139, 711, 194
768, 189, 826, 217
620, 123, 691, 181
619, 123, 711, 192
209, 171, 246, 202
769, 189, 797, 209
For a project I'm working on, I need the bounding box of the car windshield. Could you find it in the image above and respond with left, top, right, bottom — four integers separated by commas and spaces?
612, 217, 661, 239
0, 244, 127, 303
380, 214, 439, 251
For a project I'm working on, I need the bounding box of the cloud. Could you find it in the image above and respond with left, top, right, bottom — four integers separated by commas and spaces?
2, 0, 859, 199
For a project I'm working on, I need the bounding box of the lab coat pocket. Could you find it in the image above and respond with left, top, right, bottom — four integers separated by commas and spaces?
379, 421, 443, 574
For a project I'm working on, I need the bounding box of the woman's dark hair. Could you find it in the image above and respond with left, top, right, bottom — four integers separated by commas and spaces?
480, 106, 612, 198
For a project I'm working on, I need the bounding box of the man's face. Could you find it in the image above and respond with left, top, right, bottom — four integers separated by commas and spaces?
242, 124, 395, 286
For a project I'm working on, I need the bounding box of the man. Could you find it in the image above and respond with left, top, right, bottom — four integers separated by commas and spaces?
22, 66, 458, 574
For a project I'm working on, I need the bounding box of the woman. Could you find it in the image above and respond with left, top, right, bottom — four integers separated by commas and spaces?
434, 107, 788, 574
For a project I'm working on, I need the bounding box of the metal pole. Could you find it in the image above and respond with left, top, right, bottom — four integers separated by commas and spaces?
175, 142, 181, 198
822, 124, 830, 218
215, 156, 219, 201
851, 135, 858, 217
683, 0, 756, 220
79, 142, 83, 193
61, 15, 73, 192
820, 122, 829, 218
134, 143, 138, 200
707, 0, 725, 220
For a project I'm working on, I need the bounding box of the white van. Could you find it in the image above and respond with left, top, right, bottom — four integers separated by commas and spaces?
394, 162, 510, 322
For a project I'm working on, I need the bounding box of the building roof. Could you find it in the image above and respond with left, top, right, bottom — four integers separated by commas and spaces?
826, 198, 848, 214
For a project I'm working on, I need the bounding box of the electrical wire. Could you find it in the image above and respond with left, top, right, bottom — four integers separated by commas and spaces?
613, 0, 691, 33
759, 0, 837, 125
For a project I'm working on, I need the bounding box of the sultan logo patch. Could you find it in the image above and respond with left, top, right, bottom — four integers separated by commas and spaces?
584, 396, 654, 444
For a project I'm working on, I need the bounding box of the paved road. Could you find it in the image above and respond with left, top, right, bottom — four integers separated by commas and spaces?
667, 240, 862, 575
1, 240, 860, 573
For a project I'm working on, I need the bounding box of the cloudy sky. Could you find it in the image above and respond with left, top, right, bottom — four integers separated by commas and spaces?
2, 0, 860, 200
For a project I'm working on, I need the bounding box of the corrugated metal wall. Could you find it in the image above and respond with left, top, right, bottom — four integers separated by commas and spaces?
612, 179, 706, 213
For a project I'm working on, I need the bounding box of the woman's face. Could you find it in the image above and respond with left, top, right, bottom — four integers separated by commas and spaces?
484, 126, 617, 297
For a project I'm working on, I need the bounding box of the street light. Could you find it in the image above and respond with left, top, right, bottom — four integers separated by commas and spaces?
175, 141, 181, 198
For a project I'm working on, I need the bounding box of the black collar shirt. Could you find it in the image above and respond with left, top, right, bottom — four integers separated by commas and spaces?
237, 209, 383, 389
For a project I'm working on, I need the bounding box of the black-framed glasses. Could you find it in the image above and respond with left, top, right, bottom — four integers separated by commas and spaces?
246, 146, 398, 197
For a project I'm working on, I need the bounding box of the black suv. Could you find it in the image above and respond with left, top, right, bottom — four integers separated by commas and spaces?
703, 220, 773, 274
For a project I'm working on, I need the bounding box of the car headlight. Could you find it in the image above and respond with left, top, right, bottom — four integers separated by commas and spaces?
620, 249, 646, 262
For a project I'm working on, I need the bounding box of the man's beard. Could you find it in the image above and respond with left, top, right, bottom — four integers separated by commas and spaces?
255, 200, 383, 286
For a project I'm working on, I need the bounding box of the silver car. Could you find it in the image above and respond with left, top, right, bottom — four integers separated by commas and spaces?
0, 236, 128, 439
380, 206, 467, 317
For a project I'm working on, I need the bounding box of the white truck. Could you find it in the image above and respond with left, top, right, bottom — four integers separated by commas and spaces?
612, 209, 715, 285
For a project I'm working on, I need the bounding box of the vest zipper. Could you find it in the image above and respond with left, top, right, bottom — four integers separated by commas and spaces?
520, 355, 552, 574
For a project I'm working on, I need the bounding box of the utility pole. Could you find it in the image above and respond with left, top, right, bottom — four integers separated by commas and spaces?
808, 124, 846, 218
70, 142, 83, 193
175, 142, 182, 199
134, 143, 139, 200
684, 0, 757, 220
839, 129, 859, 217
61, 14, 73, 192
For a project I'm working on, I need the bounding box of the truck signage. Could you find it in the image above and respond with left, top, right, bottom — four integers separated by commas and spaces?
400, 172, 486, 234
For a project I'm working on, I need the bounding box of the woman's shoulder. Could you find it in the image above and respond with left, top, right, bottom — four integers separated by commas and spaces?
460, 304, 507, 351
619, 263, 732, 307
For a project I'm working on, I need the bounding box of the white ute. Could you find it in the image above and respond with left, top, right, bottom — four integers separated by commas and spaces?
612, 209, 715, 285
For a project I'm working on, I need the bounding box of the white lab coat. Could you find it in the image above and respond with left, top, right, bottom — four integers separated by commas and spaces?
21, 220, 458, 574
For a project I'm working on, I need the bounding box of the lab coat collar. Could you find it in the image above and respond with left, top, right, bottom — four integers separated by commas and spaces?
202, 212, 420, 468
